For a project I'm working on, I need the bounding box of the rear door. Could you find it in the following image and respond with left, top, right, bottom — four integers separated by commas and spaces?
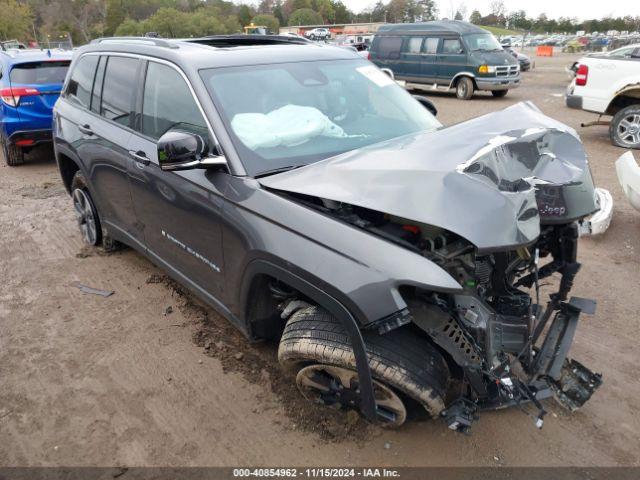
371, 36, 403, 75
126, 59, 227, 297
398, 36, 423, 80
436, 36, 468, 85
74, 55, 143, 245
9, 60, 70, 131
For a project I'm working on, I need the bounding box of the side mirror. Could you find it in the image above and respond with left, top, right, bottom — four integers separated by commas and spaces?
412, 95, 437, 116
157, 128, 226, 171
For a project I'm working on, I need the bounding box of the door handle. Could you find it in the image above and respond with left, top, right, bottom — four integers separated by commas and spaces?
78, 124, 93, 135
128, 150, 151, 166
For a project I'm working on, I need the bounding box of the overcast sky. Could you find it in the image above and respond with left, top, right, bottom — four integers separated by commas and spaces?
341, 0, 640, 20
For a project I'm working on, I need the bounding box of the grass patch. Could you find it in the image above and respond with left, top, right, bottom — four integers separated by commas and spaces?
479, 25, 523, 36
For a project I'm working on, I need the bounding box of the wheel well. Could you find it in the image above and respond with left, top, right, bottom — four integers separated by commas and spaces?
452, 75, 477, 90
244, 274, 294, 341
58, 153, 80, 194
606, 90, 640, 116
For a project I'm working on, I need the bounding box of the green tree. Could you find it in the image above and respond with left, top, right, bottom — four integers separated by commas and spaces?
0, 0, 33, 41
105, 0, 126, 36
251, 14, 279, 33
288, 8, 322, 25
469, 9, 481, 24
238, 4, 252, 28
332, 1, 351, 24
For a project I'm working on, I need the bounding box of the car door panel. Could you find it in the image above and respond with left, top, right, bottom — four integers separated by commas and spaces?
127, 60, 226, 298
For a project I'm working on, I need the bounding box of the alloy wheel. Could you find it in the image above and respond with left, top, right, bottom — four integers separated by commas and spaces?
616, 113, 640, 147
72, 188, 98, 245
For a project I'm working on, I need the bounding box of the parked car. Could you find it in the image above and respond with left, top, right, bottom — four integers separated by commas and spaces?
616, 151, 640, 211
54, 36, 604, 431
502, 43, 532, 71
369, 21, 520, 100
1, 48, 72, 165
304, 28, 330, 41
566, 53, 640, 148
567, 44, 640, 77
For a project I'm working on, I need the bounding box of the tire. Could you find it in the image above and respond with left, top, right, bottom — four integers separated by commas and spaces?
492, 90, 509, 98
455, 76, 474, 100
71, 171, 103, 247
278, 306, 449, 424
2, 139, 25, 166
610, 105, 640, 149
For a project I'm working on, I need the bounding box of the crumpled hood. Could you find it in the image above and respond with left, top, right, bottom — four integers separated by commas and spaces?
259, 102, 598, 252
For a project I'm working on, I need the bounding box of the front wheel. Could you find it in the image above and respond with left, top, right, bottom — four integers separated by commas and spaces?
455, 77, 474, 100
610, 105, 640, 149
278, 305, 449, 427
492, 90, 509, 98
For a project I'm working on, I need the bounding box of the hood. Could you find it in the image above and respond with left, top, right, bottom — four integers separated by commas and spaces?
259, 102, 598, 252
473, 49, 518, 66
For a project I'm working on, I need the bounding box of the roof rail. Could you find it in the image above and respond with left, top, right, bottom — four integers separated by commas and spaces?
90, 37, 179, 49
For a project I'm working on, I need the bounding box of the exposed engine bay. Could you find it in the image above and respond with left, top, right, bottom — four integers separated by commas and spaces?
285, 194, 602, 433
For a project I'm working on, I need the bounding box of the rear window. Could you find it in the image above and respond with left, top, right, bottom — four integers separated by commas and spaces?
376, 37, 402, 59
10, 61, 70, 85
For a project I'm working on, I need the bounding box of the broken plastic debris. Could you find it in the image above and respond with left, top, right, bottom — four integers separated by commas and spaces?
73, 282, 114, 297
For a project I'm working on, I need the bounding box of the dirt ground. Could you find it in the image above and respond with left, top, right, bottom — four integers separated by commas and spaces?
1, 52, 639, 467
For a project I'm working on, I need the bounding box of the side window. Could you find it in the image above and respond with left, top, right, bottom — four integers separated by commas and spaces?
423, 37, 439, 54
442, 38, 463, 54
100, 56, 139, 126
632, 48, 640, 58
141, 61, 207, 140
377, 37, 403, 59
404, 37, 423, 54
66, 55, 99, 109
90, 56, 106, 114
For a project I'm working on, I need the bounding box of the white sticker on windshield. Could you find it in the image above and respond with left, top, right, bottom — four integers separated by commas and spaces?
356, 65, 395, 87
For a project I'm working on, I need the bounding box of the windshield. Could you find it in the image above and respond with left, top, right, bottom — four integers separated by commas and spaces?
10, 61, 70, 85
200, 59, 441, 176
464, 33, 503, 51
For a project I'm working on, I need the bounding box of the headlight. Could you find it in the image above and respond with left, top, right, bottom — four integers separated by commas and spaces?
478, 65, 497, 74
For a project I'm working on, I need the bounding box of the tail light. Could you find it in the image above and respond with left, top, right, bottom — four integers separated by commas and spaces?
367, 51, 371, 60
0, 87, 39, 107
575, 64, 589, 86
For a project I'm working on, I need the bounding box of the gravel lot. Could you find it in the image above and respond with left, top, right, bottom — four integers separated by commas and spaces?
1, 52, 639, 467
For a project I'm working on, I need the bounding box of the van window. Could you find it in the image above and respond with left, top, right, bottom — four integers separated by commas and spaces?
442, 39, 463, 54
377, 37, 402, 59
66, 56, 98, 109
141, 62, 207, 140
100, 56, 139, 126
405, 37, 423, 54
423, 38, 439, 54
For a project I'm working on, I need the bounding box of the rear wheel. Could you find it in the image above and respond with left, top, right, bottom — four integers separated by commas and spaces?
278, 305, 449, 427
71, 171, 102, 247
610, 105, 640, 149
492, 90, 509, 98
455, 76, 474, 100
2, 139, 25, 166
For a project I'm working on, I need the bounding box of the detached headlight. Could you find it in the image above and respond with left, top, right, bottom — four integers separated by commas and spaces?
478, 65, 497, 74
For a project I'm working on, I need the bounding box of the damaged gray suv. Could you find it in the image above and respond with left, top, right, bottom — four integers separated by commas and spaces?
54, 36, 603, 432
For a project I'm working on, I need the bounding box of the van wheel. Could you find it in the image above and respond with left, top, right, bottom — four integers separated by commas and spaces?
492, 90, 509, 98
278, 305, 449, 427
2, 139, 25, 166
71, 171, 102, 247
610, 105, 640, 149
455, 77, 474, 100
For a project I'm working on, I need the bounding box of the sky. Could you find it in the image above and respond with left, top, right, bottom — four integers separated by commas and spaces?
340, 0, 640, 20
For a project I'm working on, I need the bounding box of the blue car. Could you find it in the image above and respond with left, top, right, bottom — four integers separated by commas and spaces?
0, 49, 72, 165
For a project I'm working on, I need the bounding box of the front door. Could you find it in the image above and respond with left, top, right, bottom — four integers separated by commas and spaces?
436, 36, 468, 85
126, 60, 227, 299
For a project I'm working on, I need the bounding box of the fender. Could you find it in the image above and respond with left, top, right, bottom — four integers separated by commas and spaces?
448, 72, 477, 89
239, 259, 378, 421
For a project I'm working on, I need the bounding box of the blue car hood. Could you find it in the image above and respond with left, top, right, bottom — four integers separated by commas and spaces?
259, 102, 598, 252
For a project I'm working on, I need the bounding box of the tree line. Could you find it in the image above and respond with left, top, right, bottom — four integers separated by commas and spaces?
2, 0, 640, 47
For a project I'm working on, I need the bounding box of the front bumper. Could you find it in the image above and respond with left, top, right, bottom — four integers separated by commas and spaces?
8, 129, 53, 148
475, 75, 521, 91
578, 187, 613, 236
616, 151, 640, 211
